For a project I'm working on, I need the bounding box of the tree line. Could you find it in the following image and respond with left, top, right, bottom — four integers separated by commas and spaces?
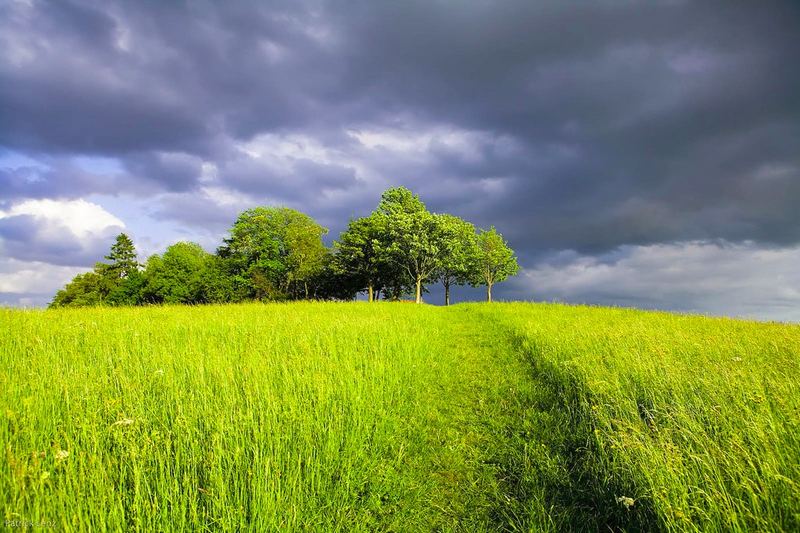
50, 187, 519, 308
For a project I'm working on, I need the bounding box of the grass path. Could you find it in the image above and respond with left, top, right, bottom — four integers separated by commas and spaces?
436, 305, 659, 532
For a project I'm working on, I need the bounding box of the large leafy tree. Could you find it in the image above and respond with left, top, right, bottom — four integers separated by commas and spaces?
50, 271, 105, 308
379, 187, 443, 304
217, 207, 328, 300
471, 226, 520, 302
435, 214, 478, 306
332, 213, 390, 302
142, 242, 212, 304
285, 219, 329, 299
200, 255, 248, 303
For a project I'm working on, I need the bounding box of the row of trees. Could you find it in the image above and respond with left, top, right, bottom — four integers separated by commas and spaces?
50, 187, 519, 308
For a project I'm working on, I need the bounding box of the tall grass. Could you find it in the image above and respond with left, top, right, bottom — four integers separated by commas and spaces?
1, 303, 540, 531
473, 303, 800, 532
2, 302, 799, 531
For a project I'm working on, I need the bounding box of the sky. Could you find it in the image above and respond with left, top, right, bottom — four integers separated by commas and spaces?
1, 0, 799, 320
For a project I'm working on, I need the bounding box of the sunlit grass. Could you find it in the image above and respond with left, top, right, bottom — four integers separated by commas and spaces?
1, 302, 798, 531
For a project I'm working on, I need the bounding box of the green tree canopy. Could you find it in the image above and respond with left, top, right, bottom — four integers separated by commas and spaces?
48, 189, 520, 307
218, 207, 328, 300
50, 270, 105, 308
471, 227, 520, 303
50, 233, 142, 308
104, 233, 140, 279
379, 187, 444, 303
435, 214, 479, 305
142, 242, 212, 304
332, 213, 390, 302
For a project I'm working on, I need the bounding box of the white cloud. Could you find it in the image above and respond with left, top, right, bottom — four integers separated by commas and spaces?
0, 257, 83, 295
0, 198, 124, 238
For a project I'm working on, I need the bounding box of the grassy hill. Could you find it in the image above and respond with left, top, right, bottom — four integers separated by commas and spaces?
1, 303, 798, 531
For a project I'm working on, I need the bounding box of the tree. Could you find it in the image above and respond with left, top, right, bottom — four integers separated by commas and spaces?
50, 271, 105, 308
379, 187, 444, 304
435, 214, 478, 306
310, 254, 361, 301
217, 207, 328, 300
332, 214, 390, 302
285, 219, 328, 299
142, 242, 212, 304
50, 233, 143, 308
471, 226, 519, 303
200, 255, 247, 303
105, 270, 145, 306
104, 233, 140, 280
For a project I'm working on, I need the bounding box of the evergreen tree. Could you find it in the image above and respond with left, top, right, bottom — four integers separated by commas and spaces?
104, 233, 140, 279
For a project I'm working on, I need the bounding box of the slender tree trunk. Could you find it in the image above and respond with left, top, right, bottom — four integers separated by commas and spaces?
304, 281, 309, 299
368, 283, 374, 302
415, 276, 422, 304
444, 280, 450, 306
487, 282, 492, 303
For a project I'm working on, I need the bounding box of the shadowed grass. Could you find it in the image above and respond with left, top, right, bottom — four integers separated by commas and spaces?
469, 303, 800, 532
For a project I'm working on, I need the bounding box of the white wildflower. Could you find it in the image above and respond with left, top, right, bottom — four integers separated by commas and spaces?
616, 496, 635, 508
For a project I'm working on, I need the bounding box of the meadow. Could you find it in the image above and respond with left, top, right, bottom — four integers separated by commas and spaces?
1, 302, 798, 531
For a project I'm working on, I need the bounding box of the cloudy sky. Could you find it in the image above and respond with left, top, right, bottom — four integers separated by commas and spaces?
1, 0, 799, 320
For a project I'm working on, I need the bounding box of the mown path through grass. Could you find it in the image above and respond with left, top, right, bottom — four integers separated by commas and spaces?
431, 306, 658, 532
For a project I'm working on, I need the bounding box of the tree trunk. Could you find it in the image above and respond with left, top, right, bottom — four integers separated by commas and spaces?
415, 277, 422, 304
444, 280, 450, 306
368, 283, 374, 302
304, 281, 309, 299
487, 282, 492, 303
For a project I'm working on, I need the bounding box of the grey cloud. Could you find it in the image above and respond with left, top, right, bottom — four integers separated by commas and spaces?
1, 0, 800, 316
510, 241, 800, 322
221, 155, 359, 201
124, 152, 204, 192
0, 214, 121, 266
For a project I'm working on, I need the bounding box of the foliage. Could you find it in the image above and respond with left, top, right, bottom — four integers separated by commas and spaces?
50, 270, 106, 308
50, 234, 142, 308
217, 207, 328, 300
471, 226, 519, 302
50, 188, 521, 307
104, 233, 140, 280
142, 242, 212, 304
378, 187, 445, 303
332, 213, 393, 301
435, 214, 478, 305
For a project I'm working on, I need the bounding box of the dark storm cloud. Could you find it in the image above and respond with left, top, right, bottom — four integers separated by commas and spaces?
0, 155, 197, 200
124, 152, 204, 192
1, 0, 800, 313
0, 161, 123, 199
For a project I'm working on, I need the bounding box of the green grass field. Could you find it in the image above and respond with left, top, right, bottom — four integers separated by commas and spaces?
2, 303, 799, 531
